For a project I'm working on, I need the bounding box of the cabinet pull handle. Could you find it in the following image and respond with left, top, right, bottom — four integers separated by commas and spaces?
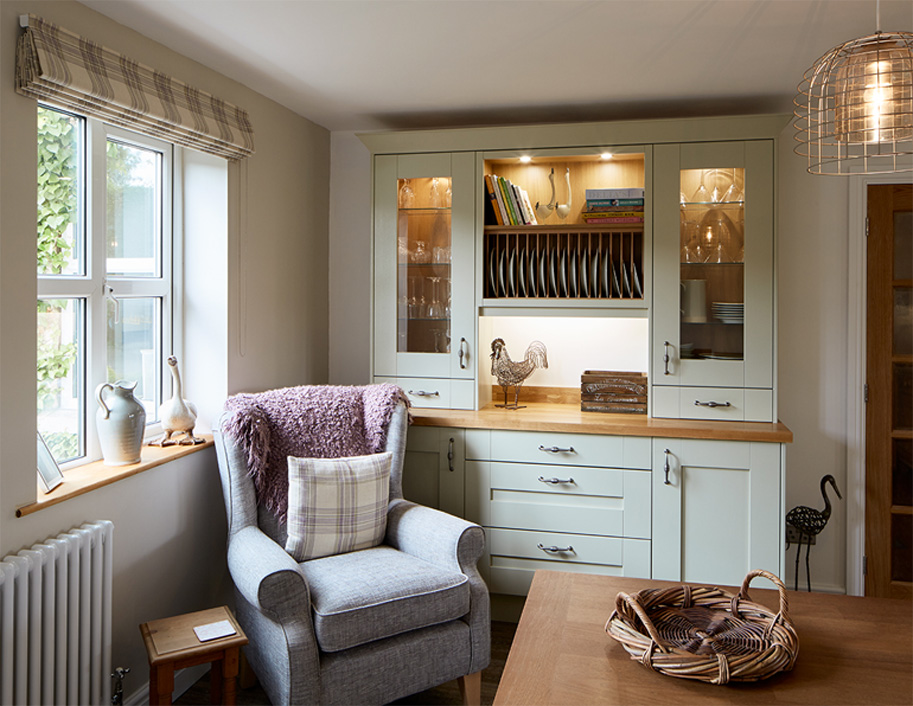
447, 437, 455, 472
663, 448, 673, 486
537, 543, 574, 555
537, 476, 574, 485
408, 390, 440, 398
538, 445, 576, 454
663, 340, 672, 375
694, 400, 732, 408
458, 337, 468, 369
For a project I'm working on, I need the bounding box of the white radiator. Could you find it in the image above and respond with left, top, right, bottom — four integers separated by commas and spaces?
0, 520, 113, 706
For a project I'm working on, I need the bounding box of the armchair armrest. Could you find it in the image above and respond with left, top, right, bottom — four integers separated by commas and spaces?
227, 525, 311, 619
386, 499, 485, 574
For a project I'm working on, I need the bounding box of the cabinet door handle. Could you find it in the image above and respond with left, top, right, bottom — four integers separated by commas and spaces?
408, 390, 440, 398
663, 340, 672, 375
458, 337, 468, 369
538, 445, 576, 454
694, 400, 732, 408
447, 437, 455, 472
663, 448, 673, 486
537, 543, 574, 555
537, 476, 575, 485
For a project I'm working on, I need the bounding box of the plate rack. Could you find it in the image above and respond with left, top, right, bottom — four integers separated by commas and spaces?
483, 226, 644, 300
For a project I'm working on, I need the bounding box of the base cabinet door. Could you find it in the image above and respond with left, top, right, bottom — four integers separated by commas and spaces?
652, 438, 783, 587
403, 427, 464, 517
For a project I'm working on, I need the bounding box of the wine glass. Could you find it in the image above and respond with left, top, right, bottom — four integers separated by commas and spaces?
721, 168, 743, 203
399, 179, 415, 208
430, 177, 442, 207
427, 277, 444, 319
691, 171, 710, 203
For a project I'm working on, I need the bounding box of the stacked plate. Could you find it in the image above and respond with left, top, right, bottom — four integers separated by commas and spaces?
712, 302, 744, 324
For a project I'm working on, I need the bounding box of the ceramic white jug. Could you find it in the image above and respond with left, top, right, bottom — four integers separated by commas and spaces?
96, 380, 146, 465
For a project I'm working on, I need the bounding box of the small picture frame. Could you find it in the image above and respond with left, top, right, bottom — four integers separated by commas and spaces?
37, 432, 64, 493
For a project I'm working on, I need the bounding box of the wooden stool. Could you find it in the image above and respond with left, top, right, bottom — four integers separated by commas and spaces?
140, 605, 248, 706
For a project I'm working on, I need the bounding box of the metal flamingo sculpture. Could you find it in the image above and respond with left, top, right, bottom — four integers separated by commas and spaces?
786, 474, 842, 591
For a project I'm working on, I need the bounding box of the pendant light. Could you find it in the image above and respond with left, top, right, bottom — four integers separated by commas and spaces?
793, 1, 913, 175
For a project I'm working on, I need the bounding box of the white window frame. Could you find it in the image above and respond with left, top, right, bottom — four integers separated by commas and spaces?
37, 105, 182, 466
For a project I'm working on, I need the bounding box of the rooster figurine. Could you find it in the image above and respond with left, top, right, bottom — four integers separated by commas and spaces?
491, 338, 548, 409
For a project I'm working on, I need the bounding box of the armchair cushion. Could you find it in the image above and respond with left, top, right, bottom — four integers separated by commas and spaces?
286, 452, 391, 561
300, 545, 470, 653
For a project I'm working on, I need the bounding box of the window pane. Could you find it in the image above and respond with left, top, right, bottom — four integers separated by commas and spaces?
37, 107, 83, 276
106, 141, 160, 277
107, 298, 160, 419
37, 299, 83, 462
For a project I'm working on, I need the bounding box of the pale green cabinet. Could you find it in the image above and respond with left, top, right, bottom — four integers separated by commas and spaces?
652, 140, 776, 422
402, 426, 464, 517
373, 152, 476, 409
651, 438, 783, 587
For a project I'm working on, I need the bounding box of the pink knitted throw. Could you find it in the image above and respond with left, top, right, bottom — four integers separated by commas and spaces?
222, 384, 409, 519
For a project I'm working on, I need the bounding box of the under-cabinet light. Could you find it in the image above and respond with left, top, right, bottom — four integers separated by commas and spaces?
600, 152, 614, 160
519, 155, 532, 163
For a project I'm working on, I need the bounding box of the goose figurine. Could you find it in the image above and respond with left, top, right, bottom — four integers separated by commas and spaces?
555, 168, 572, 219
150, 356, 203, 446
535, 168, 557, 221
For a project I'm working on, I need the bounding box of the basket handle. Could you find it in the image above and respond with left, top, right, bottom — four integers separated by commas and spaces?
614, 591, 670, 653
736, 569, 790, 624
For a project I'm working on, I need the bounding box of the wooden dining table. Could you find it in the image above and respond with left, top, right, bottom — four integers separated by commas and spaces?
494, 570, 913, 705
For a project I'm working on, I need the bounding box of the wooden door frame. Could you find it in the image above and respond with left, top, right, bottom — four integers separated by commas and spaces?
845, 174, 911, 596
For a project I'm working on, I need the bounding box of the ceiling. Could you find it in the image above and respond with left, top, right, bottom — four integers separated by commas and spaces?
78, 0, 912, 133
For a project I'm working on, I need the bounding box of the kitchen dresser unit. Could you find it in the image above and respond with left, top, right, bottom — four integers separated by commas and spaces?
362, 114, 792, 596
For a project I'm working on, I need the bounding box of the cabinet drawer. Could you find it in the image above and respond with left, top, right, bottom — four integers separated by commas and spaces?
488, 430, 650, 469
653, 387, 774, 422
374, 377, 469, 409
486, 528, 651, 595
489, 463, 651, 539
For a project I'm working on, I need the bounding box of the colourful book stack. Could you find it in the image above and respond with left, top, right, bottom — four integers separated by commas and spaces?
484, 173, 538, 226
582, 188, 644, 224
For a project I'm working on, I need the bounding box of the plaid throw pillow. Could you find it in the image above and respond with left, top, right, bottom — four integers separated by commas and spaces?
285, 452, 392, 561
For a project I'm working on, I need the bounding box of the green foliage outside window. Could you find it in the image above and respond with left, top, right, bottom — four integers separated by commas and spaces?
37, 107, 80, 460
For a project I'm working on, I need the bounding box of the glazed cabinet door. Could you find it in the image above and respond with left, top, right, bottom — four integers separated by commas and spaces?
374, 152, 476, 398
652, 141, 775, 421
652, 439, 783, 587
402, 426, 465, 517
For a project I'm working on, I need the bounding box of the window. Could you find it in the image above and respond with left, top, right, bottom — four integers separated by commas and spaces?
36, 105, 176, 464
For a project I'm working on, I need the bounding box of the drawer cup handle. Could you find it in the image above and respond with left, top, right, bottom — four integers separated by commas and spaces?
537, 476, 575, 485
409, 390, 440, 398
538, 445, 576, 454
537, 543, 575, 555
694, 400, 731, 408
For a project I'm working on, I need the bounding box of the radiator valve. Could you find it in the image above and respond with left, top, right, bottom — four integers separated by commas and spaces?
111, 666, 130, 705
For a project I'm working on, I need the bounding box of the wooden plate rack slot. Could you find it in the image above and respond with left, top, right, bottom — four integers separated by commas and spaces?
483, 226, 644, 300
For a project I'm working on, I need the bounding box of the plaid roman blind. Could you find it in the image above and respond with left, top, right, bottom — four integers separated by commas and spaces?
16, 15, 254, 160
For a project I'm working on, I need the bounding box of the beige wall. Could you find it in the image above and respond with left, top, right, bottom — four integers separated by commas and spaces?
328, 123, 861, 594
0, 0, 329, 695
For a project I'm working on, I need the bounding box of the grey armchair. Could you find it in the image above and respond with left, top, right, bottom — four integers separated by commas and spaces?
213, 396, 490, 705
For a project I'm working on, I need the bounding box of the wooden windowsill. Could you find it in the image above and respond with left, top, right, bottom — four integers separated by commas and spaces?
16, 435, 214, 518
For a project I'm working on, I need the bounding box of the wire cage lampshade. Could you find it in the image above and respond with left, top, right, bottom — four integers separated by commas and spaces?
794, 30, 913, 175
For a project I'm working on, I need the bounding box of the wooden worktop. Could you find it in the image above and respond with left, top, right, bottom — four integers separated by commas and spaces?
411, 403, 793, 443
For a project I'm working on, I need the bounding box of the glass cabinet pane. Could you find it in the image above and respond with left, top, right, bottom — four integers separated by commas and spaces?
397, 177, 452, 354
679, 168, 745, 361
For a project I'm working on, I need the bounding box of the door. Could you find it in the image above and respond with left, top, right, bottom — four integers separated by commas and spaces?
402, 426, 464, 516
865, 183, 913, 599
652, 439, 782, 586
653, 141, 774, 399
374, 152, 475, 380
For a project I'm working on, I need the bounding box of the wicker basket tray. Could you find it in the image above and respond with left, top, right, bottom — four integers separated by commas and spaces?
605, 569, 799, 685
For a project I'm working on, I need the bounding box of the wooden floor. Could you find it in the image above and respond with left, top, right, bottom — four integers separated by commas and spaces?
174, 621, 516, 706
